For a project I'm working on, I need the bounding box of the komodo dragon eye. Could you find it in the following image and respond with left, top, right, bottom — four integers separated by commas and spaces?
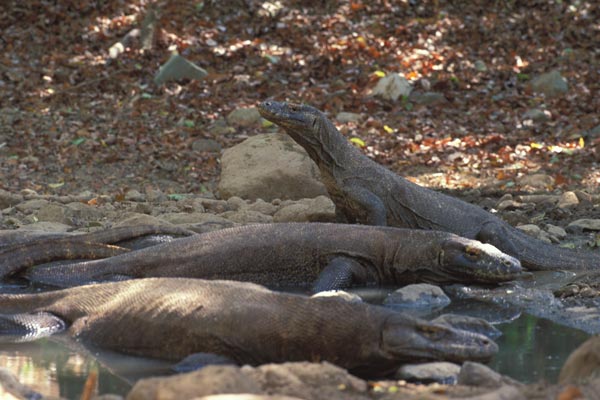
465, 246, 481, 259
418, 325, 445, 340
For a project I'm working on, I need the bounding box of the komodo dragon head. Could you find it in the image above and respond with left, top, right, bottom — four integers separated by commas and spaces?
436, 236, 523, 283
379, 313, 499, 366
258, 101, 340, 162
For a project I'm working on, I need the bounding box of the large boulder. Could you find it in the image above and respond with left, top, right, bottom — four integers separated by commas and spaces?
218, 133, 328, 201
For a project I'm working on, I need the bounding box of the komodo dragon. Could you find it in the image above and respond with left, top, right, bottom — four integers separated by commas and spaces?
22, 223, 522, 289
258, 101, 599, 271
0, 277, 498, 377
0, 225, 193, 279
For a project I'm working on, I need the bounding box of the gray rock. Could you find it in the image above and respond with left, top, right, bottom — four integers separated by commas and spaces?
530, 70, 568, 97
15, 199, 49, 213
496, 200, 526, 211
226, 107, 262, 127
0, 189, 23, 209
557, 191, 579, 209
36, 203, 72, 225
559, 336, 600, 383
383, 284, 451, 309
336, 112, 362, 123
199, 199, 229, 213
396, 362, 461, 384
458, 362, 503, 388
523, 109, 551, 123
516, 224, 541, 238
461, 385, 525, 400
113, 213, 172, 228
432, 314, 502, 339
218, 133, 327, 201
17, 221, 72, 232
154, 54, 208, 86
273, 196, 336, 222
247, 199, 278, 216
567, 219, 600, 233
226, 196, 247, 211
65, 202, 103, 222
517, 173, 554, 189
474, 60, 487, 72
372, 73, 412, 101
192, 138, 222, 153
545, 224, 567, 240
219, 210, 273, 224
125, 190, 145, 202
145, 188, 168, 203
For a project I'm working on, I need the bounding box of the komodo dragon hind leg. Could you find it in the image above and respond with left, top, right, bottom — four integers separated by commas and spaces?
171, 352, 237, 373
0, 312, 66, 343
311, 256, 370, 293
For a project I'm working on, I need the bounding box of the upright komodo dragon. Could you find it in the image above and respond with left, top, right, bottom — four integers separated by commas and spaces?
0, 277, 497, 377
16, 223, 522, 289
258, 101, 599, 271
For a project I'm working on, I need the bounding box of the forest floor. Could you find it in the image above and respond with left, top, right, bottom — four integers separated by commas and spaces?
0, 0, 598, 199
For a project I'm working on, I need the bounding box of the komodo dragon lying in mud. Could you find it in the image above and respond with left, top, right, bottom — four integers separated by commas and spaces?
18, 223, 522, 289
258, 101, 599, 271
0, 278, 498, 377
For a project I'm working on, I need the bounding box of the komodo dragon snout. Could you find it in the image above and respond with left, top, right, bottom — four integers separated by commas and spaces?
381, 313, 498, 364
438, 237, 523, 283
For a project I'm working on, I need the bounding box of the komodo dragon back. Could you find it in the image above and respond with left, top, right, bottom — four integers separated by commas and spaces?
0, 278, 497, 377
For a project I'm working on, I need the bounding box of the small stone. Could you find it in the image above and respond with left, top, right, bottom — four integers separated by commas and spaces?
0, 189, 23, 209
335, 112, 362, 123
200, 199, 229, 213
497, 193, 513, 203
36, 203, 72, 225
457, 362, 503, 388
226, 107, 262, 127
145, 188, 168, 203
530, 70, 568, 97
372, 73, 412, 101
567, 219, 600, 233
545, 224, 567, 240
153, 54, 208, 86
17, 221, 73, 232
518, 173, 554, 189
226, 196, 247, 211
516, 224, 541, 238
383, 284, 450, 309
273, 196, 336, 223
523, 109, 551, 123
15, 199, 49, 213
396, 362, 461, 384
558, 191, 579, 209
474, 60, 487, 72
160, 212, 210, 225
247, 199, 278, 216
497, 200, 526, 211
125, 190, 145, 202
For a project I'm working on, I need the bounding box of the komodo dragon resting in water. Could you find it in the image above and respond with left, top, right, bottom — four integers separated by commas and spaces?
0, 225, 194, 279
21, 223, 522, 289
0, 278, 498, 377
258, 101, 599, 271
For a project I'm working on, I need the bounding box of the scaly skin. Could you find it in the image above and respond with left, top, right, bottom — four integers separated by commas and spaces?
0, 277, 498, 377
0, 225, 194, 278
22, 223, 522, 289
258, 101, 599, 271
